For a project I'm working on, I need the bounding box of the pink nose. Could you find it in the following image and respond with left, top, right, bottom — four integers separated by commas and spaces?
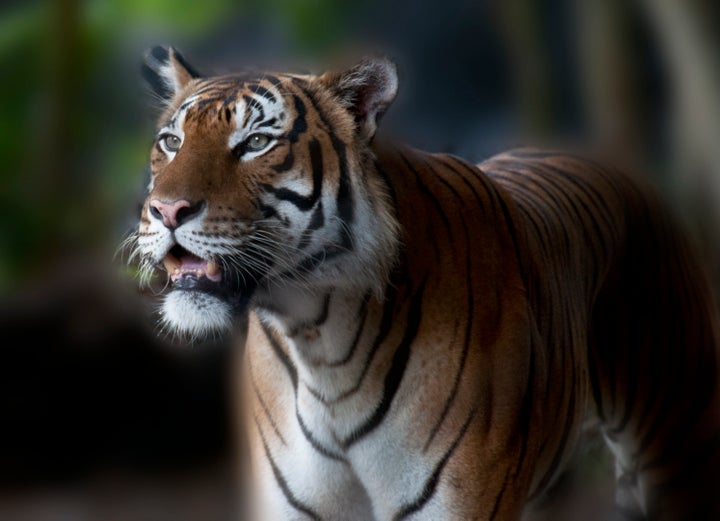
149, 199, 202, 229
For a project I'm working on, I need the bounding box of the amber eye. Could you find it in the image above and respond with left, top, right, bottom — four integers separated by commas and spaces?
160, 134, 182, 152
245, 133, 271, 152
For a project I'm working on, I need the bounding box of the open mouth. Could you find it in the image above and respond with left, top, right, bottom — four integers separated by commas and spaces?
161, 245, 226, 294
160, 245, 258, 311
163, 245, 222, 285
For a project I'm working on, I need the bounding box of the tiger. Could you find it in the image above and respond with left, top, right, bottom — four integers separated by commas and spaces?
129, 46, 720, 520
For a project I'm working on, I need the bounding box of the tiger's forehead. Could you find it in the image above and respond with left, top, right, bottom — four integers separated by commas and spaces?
162, 73, 305, 135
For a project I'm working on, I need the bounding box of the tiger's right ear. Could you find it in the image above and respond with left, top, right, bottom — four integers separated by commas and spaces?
319, 56, 398, 142
141, 46, 201, 101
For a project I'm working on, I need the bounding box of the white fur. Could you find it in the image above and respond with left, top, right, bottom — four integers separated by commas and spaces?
161, 290, 232, 339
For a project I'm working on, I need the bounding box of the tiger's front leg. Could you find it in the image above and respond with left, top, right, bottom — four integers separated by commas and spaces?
246, 419, 375, 520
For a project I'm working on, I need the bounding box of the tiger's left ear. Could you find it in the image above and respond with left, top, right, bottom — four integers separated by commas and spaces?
141, 46, 201, 102
319, 56, 398, 141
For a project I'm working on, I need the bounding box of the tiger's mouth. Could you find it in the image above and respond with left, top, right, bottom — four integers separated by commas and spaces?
160, 244, 257, 303
162, 245, 223, 287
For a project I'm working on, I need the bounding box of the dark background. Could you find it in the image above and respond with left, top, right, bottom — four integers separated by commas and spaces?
1, 0, 718, 519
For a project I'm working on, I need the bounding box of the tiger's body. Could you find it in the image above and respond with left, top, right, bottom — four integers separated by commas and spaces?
132, 47, 720, 520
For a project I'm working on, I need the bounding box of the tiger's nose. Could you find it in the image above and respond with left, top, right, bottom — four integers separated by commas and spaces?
149, 199, 205, 229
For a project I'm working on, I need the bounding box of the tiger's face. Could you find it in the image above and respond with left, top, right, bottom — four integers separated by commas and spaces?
132, 47, 399, 339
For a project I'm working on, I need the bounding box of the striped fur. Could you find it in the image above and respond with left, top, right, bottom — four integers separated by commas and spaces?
130, 48, 720, 520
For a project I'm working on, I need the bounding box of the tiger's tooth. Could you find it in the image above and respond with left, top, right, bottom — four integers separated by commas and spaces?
163, 256, 181, 273
198, 269, 205, 277
206, 261, 220, 277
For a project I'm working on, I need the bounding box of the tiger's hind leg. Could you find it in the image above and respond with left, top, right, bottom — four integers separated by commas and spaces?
588, 197, 720, 520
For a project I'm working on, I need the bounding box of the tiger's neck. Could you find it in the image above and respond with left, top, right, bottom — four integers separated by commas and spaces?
252, 274, 406, 403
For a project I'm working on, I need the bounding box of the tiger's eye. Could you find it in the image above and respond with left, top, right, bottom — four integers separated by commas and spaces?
162, 134, 182, 152
246, 134, 271, 152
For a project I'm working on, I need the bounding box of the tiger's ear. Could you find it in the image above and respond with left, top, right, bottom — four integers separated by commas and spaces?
319, 56, 398, 141
141, 46, 201, 102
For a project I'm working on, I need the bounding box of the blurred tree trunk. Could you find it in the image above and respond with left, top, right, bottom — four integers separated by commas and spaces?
30, 0, 82, 255
640, 0, 720, 290
573, 0, 651, 171
495, 0, 557, 138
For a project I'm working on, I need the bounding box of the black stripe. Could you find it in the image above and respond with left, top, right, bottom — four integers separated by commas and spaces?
288, 81, 354, 251
243, 94, 265, 121
262, 322, 298, 389
314, 293, 331, 327
423, 284, 471, 450
533, 162, 611, 264
250, 359, 286, 445
262, 138, 324, 211
297, 200, 324, 250
171, 48, 202, 79
221, 90, 238, 109
296, 410, 346, 462
195, 96, 217, 112
258, 426, 322, 520
400, 152, 453, 236
335, 137, 354, 251
257, 117, 278, 128
249, 83, 278, 103
396, 152, 446, 262
325, 279, 400, 403
271, 148, 295, 173
258, 203, 280, 221
423, 156, 465, 204
264, 74, 284, 89
307, 201, 325, 231
323, 292, 371, 367
491, 183, 528, 284
435, 155, 487, 213
287, 94, 308, 143
488, 470, 510, 520
393, 407, 477, 520
178, 98, 195, 112
342, 278, 426, 448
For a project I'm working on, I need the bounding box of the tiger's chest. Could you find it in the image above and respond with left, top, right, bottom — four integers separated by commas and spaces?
244, 288, 476, 520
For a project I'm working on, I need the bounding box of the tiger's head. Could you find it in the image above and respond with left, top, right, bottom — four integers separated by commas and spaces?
130, 47, 400, 339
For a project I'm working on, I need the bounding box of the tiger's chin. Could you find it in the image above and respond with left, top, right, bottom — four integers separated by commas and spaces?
156, 246, 256, 340
161, 289, 235, 339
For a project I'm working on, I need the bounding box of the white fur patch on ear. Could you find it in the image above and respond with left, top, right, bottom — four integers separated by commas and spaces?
321, 56, 399, 140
